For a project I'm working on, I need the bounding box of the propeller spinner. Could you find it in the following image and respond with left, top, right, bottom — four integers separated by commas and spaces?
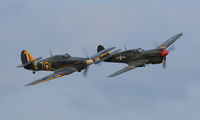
160, 49, 169, 69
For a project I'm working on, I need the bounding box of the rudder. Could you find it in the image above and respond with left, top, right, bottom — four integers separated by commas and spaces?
21, 50, 35, 64
96, 45, 111, 62
97, 45, 105, 52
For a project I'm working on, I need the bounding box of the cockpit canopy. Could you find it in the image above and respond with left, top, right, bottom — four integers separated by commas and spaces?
130, 48, 144, 54
52, 53, 71, 59
137, 48, 144, 53
64, 53, 71, 58
124, 48, 144, 55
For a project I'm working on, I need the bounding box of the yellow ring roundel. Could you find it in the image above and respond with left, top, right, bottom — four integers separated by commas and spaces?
43, 62, 52, 71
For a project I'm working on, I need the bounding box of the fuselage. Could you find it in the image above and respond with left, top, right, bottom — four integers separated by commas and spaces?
25, 55, 88, 72
105, 48, 164, 65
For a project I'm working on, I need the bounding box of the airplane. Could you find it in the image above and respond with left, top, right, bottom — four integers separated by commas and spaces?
97, 33, 183, 77
17, 47, 116, 86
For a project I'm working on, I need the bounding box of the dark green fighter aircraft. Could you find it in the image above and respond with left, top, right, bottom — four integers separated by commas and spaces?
17, 47, 116, 86
97, 33, 183, 77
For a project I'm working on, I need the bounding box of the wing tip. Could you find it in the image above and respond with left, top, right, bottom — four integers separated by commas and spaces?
24, 83, 33, 86
107, 76, 112, 78
107, 74, 115, 78
177, 33, 183, 37
24, 81, 37, 86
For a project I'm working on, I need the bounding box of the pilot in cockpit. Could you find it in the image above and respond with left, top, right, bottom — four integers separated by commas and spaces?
137, 48, 144, 53
64, 53, 71, 58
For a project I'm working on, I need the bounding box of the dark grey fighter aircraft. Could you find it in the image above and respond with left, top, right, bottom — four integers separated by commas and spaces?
17, 47, 115, 86
97, 33, 183, 77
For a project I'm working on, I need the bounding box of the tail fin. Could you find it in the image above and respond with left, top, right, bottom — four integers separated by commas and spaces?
17, 50, 42, 68
96, 45, 111, 62
96, 45, 121, 63
97, 45, 105, 53
21, 50, 35, 64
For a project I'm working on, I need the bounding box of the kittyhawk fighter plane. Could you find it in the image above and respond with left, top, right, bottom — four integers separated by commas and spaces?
17, 47, 115, 86
97, 33, 183, 77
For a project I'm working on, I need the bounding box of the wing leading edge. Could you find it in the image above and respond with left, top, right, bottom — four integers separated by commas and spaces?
156, 33, 183, 49
108, 60, 146, 78
25, 68, 76, 86
108, 65, 136, 78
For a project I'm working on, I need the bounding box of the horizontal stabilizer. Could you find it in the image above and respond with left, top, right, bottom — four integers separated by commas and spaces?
17, 57, 42, 68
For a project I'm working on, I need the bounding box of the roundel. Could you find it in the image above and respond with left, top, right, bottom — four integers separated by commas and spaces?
43, 62, 52, 71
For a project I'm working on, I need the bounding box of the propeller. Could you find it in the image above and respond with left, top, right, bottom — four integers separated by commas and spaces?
83, 47, 89, 58
124, 46, 127, 51
83, 66, 89, 77
82, 48, 92, 77
160, 45, 176, 69
82, 48, 97, 77
49, 50, 53, 57
167, 45, 176, 52
160, 49, 169, 69
162, 56, 167, 69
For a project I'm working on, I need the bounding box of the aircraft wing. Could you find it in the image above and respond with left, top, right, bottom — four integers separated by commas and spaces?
108, 60, 146, 78
156, 33, 183, 49
25, 68, 77, 86
108, 65, 136, 78
91, 46, 115, 62
94, 49, 121, 64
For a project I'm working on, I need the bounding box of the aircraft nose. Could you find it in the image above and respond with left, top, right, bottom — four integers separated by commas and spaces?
160, 49, 169, 56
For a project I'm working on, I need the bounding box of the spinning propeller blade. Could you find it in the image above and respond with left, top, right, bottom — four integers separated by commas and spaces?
167, 45, 176, 52
83, 67, 89, 77
162, 57, 167, 69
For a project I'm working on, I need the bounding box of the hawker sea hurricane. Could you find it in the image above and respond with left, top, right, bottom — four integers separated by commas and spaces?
17, 47, 116, 86
97, 33, 183, 77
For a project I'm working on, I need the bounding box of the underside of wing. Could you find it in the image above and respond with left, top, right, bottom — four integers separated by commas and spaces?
25, 68, 76, 86
156, 33, 183, 49
108, 60, 146, 78
108, 65, 136, 78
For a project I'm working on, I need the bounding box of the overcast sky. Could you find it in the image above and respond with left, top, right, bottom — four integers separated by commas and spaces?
0, 0, 200, 120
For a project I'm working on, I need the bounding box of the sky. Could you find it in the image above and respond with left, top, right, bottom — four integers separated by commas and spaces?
0, 0, 200, 120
